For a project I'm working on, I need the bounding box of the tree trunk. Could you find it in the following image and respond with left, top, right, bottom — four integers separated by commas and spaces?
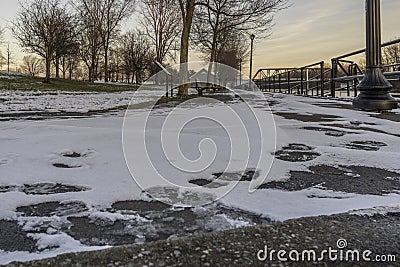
90, 48, 96, 82
45, 56, 51, 82
207, 16, 220, 86
95, 63, 99, 81
62, 64, 66, 79
69, 64, 73, 80
207, 33, 219, 90
88, 66, 92, 82
104, 47, 109, 82
7, 55, 10, 73
55, 57, 60, 79
178, 0, 195, 96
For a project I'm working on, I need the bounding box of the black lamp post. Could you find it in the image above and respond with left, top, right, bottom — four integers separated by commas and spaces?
353, 0, 398, 111
249, 34, 255, 82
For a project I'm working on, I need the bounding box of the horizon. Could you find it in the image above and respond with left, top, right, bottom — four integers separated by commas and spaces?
0, 0, 399, 74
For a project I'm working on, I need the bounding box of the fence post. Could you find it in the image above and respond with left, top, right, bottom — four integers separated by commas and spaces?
288, 71, 291, 94
278, 74, 282, 93
170, 75, 173, 97
166, 74, 169, 97
267, 77, 270, 92
320, 62, 324, 97
170, 75, 174, 96
273, 75, 276, 93
300, 68, 304, 95
331, 59, 337, 97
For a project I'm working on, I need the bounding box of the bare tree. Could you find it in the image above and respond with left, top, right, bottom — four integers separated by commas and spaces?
0, 52, 6, 71
176, 0, 287, 95
76, 0, 136, 83
217, 31, 249, 67
21, 55, 45, 77
140, 0, 180, 65
177, 0, 196, 95
59, 54, 80, 79
74, 1, 103, 82
108, 44, 124, 82
216, 31, 250, 85
383, 41, 400, 67
121, 30, 154, 84
0, 29, 5, 70
13, 0, 78, 82
54, 18, 79, 79
193, 0, 287, 82
6, 44, 13, 73
78, 30, 102, 82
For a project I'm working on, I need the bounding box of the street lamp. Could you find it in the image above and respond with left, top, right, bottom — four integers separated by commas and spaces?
249, 34, 255, 82
353, 0, 398, 111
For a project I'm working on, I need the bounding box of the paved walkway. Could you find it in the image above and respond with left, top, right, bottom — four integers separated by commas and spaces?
3, 94, 400, 266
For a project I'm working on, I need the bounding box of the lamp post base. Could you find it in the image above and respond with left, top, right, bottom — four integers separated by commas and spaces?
353, 68, 398, 111
353, 93, 398, 111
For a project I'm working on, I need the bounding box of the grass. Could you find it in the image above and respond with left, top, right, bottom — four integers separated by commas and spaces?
0, 73, 139, 92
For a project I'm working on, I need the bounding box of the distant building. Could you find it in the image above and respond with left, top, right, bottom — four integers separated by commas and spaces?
189, 68, 215, 83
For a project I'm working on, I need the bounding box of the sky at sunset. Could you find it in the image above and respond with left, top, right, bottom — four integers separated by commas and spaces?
0, 0, 399, 74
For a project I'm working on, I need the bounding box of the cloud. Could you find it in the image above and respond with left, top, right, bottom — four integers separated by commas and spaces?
254, 0, 399, 69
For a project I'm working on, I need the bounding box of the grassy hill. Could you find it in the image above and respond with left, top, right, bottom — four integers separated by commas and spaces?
0, 73, 138, 92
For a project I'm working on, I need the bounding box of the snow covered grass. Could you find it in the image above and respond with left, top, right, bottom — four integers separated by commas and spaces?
0, 87, 164, 115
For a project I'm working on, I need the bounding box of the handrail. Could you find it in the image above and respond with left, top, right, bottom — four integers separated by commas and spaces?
153, 61, 173, 97
333, 38, 400, 60
254, 38, 400, 98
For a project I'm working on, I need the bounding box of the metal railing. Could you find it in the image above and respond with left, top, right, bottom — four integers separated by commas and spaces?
254, 61, 332, 97
254, 39, 400, 98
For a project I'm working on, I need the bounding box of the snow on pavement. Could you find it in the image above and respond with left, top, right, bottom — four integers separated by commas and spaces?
0, 90, 399, 264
